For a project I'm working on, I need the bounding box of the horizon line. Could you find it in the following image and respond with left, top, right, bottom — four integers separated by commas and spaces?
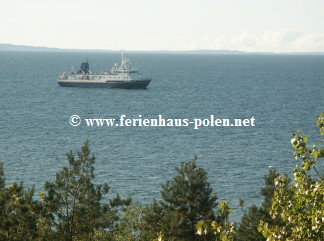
1, 43, 324, 55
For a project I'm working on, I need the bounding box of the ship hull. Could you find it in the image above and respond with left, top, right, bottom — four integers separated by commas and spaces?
58, 80, 151, 89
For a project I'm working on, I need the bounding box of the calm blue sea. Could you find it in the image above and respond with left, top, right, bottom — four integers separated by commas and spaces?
0, 51, 323, 222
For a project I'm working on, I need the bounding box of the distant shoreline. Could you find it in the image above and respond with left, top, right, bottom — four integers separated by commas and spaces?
1, 43, 324, 55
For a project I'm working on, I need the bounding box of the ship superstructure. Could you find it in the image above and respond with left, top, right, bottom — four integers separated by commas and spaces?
58, 53, 152, 89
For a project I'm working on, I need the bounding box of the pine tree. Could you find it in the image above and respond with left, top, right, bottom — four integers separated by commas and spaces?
40, 141, 131, 241
0, 162, 40, 241
141, 156, 218, 241
236, 169, 288, 241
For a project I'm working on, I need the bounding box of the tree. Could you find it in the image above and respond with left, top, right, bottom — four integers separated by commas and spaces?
140, 156, 219, 241
0, 162, 41, 241
40, 141, 131, 241
105, 204, 145, 241
258, 113, 324, 240
236, 169, 288, 241
196, 200, 237, 241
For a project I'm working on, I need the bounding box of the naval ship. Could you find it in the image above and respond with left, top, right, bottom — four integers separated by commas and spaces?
58, 53, 152, 89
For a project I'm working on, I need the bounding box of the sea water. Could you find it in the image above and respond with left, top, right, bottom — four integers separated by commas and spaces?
0, 51, 323, 221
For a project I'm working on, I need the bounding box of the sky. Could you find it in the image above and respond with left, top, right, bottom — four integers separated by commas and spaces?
0, 0, 323, 52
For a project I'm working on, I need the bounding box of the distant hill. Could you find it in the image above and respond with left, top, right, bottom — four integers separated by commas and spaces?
0, 43, 62, 52
0, 43, 109, 52
0, 44, 247, 53
0, 43, 323, 55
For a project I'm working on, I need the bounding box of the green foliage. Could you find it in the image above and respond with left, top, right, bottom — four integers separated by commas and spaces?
236, 169, 288, 241
217, 201, 236, 240
140, 156, 219, 241
236, 205, 265, 241
107, 204, 145, 241
0, 162, 4, 189
258, 113, 324, 240
196, 200, 237, 241
0, 162, 41, 241
41, 141, 131, 241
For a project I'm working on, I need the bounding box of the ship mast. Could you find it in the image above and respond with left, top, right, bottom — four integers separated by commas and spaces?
121, 51, 125, 64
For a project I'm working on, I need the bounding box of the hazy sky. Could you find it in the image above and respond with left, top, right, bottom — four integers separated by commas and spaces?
1, 0, 323, 52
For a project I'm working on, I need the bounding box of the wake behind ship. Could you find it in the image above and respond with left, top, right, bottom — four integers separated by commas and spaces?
57, 53, 152, 89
